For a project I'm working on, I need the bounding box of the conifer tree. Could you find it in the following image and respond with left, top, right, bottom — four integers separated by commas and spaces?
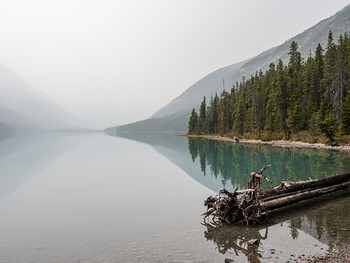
207, 93, 219, 134
319, 113, 337, 143
198, 96, 207, 134
334, 34, 348, 124
232, 88, 246, 135
252, 76, 264, 137
288, 41, 302, 78
342, 92, 350, 134
186, 30, 350, 142
188, 109, 199, 134
310, 43, 324, 113
218, 92, 232, 134
274, 59, 290, 139
324, 30, 336, 113
287, 41, 302, 133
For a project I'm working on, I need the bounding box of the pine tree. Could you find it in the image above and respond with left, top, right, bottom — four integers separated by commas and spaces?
319, 113, 337, 143
288, 41, 301, 78
274, 59, 290, 139
341, 92, 350, 134
198, 96, 207, 134
232, 86, 246, 135
186, 30, 350, 141
334, 34, 348, 124
287, 41, 303, 133
324, 31, 336, 113
303, 53, 313, 129
218, 92, 232, 134
188, 109, 199, 134
207, 93, 219, 134
310, 43, 324, 113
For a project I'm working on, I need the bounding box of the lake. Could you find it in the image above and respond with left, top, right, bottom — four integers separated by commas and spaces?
0, 131, 349, 263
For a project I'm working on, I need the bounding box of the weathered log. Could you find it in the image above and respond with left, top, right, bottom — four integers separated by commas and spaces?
203, 169, 350, 225
261, 181, 350, 211
260, 173, 350, 199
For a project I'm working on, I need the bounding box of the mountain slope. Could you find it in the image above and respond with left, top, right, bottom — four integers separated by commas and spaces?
0, 63, 85, 132
0, 103, 51, 130
113, 110, 190, 132
116, 4, 350, 132
153, 59, 249, 118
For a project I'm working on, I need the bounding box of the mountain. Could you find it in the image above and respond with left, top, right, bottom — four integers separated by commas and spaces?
116, 4, 350, 132
0, 63, 86, 133
0, 103, 49, 131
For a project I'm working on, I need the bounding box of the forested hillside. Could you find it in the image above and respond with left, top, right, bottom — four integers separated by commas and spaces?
188, 31, 350, 144
116, 5, 350, 133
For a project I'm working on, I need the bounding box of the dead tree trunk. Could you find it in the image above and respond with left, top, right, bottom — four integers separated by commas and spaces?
203, 168, 350, 225
261, 181, 350, 211
261, 173, 350, 199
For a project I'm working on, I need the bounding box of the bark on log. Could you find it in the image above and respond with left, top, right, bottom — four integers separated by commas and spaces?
203, 169, 350, 225
261, 173, 350, 199
261, 181, 350, 211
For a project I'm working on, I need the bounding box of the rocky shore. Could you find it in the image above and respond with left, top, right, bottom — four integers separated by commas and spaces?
186, 135, 350, 152
297, 249, 350, 262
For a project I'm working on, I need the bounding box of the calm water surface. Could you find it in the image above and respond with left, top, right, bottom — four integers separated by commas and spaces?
0, 131, 349, 263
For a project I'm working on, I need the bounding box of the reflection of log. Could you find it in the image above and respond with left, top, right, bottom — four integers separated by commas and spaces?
203, 169, 350, 225
202, 222, 266, 262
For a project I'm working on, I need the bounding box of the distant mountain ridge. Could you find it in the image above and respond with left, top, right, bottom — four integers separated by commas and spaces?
0, 63, 86, 133
115, 4, 350, 132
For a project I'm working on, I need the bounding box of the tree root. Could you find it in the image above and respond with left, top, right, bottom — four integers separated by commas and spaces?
203, 165, 272, 225
202, 167, 350, 225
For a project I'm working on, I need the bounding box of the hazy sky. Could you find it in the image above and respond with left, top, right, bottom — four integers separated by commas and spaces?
0, 0, 349, 128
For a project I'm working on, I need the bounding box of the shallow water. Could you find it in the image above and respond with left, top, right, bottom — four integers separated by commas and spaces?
0, 131, 349, 262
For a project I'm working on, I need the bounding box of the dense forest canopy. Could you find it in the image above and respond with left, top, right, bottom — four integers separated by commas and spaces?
188, 31, 350, 144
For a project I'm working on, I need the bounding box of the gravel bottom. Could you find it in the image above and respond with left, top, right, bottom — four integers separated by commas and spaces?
297, 249, 350, 262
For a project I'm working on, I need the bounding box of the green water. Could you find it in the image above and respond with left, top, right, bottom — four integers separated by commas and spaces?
187, 137, 350, 190
0, 131, 349, 262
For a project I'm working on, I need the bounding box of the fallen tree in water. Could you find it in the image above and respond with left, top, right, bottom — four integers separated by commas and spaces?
203, 166, 350, 225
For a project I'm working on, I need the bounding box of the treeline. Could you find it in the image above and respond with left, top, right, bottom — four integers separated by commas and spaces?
188, 31, 350, 143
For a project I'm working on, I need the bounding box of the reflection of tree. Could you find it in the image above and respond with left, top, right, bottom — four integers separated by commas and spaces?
188, 139, 198, 162
203, 223, 267, 263
301, 193, 350, 250
272, 192, 350, 249
290, 217, 301, 239
111, 132, 350, 253
199, 150, 206, 175
203, 194, 350, 261
187, 138, 350, 189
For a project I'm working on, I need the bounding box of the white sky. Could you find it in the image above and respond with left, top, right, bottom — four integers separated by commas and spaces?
0, 0, 349, 128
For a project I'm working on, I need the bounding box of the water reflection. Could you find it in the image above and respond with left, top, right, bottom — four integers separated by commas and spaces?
111, 131, 236, 191
188, 138, 350, 189
110, 131, 350, 261
203, 192, 350, 262
203, 223, 267, 263
112, 130, 350, 192
0, 131, 91, 199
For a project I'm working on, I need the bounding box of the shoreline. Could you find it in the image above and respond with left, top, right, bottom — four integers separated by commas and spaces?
297, 249, 350, 262
185, 134, 350, 152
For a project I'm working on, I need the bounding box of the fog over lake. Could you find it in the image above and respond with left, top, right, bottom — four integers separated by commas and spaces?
0, 132, 349, 262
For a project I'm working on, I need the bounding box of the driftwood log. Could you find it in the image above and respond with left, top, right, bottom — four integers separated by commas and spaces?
203, 166, 350, 225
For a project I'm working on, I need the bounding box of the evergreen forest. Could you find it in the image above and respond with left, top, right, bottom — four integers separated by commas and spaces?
188, 31, 350, 144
